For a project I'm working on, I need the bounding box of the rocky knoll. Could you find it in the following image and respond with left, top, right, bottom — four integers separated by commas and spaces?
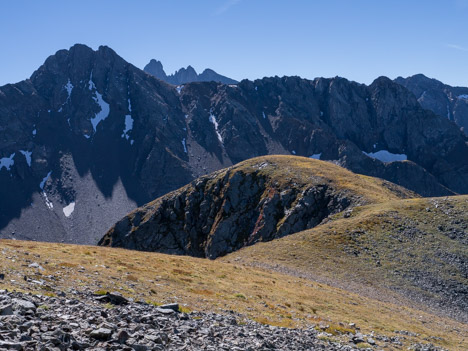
1, 290, 438, 351
1, 44, 468, 244
395, 74, 468, 135
100, 156, 413, 258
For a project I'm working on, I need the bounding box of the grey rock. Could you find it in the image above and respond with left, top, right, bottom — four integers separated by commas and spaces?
12, 298, 36, 311
89, 327, 112, 341
159, 303, 179, 312
95, 292, 128, 305
0, 304, 14, 315
0, 340, 24, 350
28, 262, 44, 270
156, 307, 175, 315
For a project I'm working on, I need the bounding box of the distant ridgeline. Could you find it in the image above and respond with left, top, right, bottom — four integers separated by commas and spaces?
143, 59, 238, 85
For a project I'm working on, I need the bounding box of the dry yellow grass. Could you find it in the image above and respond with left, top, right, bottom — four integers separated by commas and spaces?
1, 239, 466, 350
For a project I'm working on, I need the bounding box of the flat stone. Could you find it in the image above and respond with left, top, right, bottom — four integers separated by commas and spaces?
12, 299, 36, 310
89, 327, 112, 341
159, 303, 179, 312
0, 340, 24, 350
156, 307, 175, 315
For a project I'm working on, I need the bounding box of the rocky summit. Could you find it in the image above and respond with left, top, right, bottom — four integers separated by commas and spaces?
100, 155, 413, 258
1, 44, 468, 245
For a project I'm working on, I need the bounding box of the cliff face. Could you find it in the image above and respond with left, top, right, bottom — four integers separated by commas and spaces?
1, 44, 467, 244
99, 156, 414, 258
395, 74, 468, 135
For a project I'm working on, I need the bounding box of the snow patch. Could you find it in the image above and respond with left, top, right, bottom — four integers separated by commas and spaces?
40, 171, 52, 190
0, 153, 15, 171
309, 153, 321, 160
65, 79, 73, 99
88, 72, 96, 91
458, 94, 468, 100
63, 202, 75, 217
209, 113, 223, 143
32, 128, 37, 136
291, 150, 296, 155
320, 111, 324, 117
128, 98, 132, 112
90, 90, 110, 132
262, 111, 266, 119
182, 138, 187, 153
176, 85, 184, 94
19, 150, 32, 167
255, 86, 258, 91
121, 115, 134, 140
363, 150, 407, 163
447, 104, 451, 119
42, 192, 53, 210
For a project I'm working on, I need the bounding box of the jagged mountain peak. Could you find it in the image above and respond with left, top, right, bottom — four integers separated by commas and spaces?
143, 58, 238, 85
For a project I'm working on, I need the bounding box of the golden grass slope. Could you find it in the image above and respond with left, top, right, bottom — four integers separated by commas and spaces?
221, 195, 468, 326
0, 239, 466, 350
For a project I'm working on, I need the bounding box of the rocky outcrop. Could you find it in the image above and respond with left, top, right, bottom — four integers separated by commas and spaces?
143, 59, 238, 85
1, 44, 468, 244
395, 74, 468, 135
99, 156, 413, 258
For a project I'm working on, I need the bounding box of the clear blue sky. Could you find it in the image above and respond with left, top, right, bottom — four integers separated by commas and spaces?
1, 0, 468, 86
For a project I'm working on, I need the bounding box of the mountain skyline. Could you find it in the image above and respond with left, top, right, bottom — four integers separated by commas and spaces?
0, 1, 467, 87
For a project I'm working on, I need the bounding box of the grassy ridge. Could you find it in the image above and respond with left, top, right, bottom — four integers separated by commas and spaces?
222, 195, 468, 325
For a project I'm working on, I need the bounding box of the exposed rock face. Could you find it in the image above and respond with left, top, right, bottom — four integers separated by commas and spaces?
143, 59, 238, 85
1, 44, 468, 244
99, 156, 413, 258
395, 74, 468, 135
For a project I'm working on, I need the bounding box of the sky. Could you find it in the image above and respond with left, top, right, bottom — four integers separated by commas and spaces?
0, 0, 468, 86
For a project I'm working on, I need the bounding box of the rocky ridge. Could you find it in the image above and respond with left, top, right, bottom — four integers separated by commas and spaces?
144, 59, 238, 85
0, 290, 447, 351
395, 74, 468, 135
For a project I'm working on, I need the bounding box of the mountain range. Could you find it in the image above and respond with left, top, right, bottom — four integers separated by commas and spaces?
1, 44, 467, 350
143, 59, 238, 85
0, 44, 467, 245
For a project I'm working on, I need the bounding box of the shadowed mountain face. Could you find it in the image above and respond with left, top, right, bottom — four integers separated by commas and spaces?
395, 74, 468, 135
144, 59, 238, 85
1, 44, 468, 244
